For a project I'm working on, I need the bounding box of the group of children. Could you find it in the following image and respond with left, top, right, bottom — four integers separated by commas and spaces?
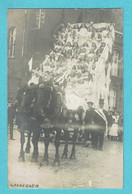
40, 22, 112, 85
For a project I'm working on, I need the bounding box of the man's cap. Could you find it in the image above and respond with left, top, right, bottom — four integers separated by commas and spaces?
87, 101, 94, 105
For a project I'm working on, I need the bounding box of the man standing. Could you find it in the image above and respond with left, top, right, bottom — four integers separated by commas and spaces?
94, 99, 108, 151
84, 101, 96, 147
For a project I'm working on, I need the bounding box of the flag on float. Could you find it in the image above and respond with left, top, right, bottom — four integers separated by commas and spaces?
28, 57, 33, 72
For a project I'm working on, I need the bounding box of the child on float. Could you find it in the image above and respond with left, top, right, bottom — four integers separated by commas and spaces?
72, 42, 79, 55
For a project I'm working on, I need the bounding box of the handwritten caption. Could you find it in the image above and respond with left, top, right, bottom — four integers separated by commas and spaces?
10, 183, 39, 188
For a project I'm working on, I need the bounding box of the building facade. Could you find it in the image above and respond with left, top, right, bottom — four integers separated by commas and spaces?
8, 9, 123, 112
8, 9, 31, 99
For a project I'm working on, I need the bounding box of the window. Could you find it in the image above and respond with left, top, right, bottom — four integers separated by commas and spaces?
8, 27, 16, 58
32, 9, 45, 30
109, 88, 117, 109
111, 50, 119, 76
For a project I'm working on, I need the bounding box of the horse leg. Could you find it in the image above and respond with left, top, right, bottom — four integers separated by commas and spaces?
70, 129, 78, 159
19, 130, 25, 161
70, 140, 76, 159
25, 131, 31, 153
32, 128, 40, 163
62, 131, 69, 159
53, 130, 61, 166
43, 131, 50, 165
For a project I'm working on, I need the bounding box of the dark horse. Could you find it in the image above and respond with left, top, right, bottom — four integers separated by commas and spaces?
16, 83, 64, 165
61, 107, 84, 159
16, 83, 83, 165
16, 84, 39, 161
32, 83, 64, 165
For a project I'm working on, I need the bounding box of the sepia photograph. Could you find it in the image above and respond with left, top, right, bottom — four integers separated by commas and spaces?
7, 8, 123, 189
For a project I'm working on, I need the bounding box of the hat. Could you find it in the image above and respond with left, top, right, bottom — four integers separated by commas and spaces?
87, 101, 94, 105
108, 109, 113, 113
99, 99, 104, 105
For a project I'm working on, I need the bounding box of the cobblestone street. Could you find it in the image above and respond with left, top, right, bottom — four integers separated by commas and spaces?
8, 129, 123, 189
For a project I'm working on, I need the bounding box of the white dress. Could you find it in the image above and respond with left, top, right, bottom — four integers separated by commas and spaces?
109, 115, 119, 137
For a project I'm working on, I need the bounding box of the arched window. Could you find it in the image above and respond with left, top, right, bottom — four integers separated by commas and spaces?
111, 50, 119, 76
8, 27, 16, 58
109, 88, 117, 109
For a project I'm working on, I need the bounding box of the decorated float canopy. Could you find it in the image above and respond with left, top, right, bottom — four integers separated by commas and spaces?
28, 22, 115, 111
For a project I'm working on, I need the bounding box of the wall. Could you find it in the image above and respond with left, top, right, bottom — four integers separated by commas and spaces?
8, 9, 26, 99
7, 9, 123, 112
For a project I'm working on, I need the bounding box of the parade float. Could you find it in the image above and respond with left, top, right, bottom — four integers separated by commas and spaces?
28, 22, 115, 111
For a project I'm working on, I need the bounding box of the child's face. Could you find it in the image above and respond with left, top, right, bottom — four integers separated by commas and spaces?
73, 42, 78, 48
81, 24, 86, 28
66, 53, 71, 59
61, 27, 66, 33
68, 26, 72, 31
67, 42, 71, 47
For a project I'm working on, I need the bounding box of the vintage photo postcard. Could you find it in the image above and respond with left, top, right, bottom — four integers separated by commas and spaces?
7, 8, 123, 189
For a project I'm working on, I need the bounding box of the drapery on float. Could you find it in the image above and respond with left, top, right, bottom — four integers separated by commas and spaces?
28, 22, 115, 111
